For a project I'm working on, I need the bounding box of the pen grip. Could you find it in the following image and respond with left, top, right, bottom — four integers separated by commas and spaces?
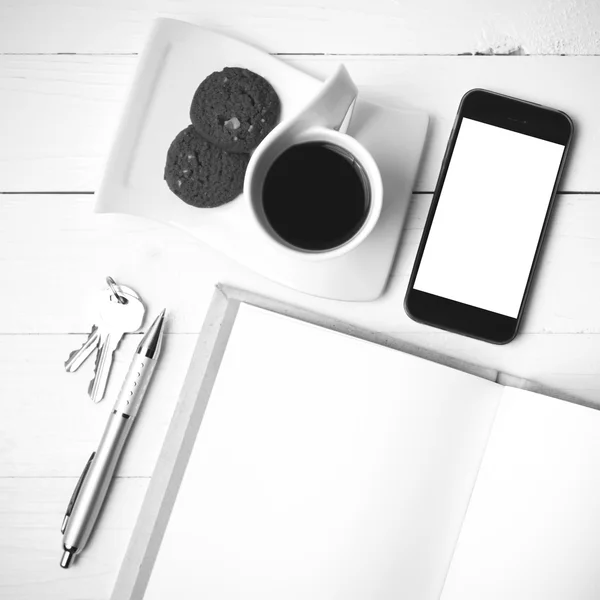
113, 354, 156, 418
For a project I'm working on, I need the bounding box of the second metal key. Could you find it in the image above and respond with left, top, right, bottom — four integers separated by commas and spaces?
65, 282, 145, 402
89, 290, 145, 402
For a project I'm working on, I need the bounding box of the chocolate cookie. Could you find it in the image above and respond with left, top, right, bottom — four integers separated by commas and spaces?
164, 125, 249, 208
190, 67, 280, 153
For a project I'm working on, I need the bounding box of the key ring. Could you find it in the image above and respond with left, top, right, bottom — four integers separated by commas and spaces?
106, 276, 127, 304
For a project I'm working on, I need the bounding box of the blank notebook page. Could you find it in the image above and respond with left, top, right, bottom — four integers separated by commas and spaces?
441, 387, 600, 600
144, 304, 502, 600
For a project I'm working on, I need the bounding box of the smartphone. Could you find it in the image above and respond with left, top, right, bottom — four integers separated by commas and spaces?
404, 89, 573, 344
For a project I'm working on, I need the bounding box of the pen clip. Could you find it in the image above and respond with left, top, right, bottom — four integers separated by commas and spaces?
61, 452, 95, 534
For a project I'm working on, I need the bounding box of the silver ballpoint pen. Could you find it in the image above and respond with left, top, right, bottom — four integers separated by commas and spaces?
60, 309, 167, 568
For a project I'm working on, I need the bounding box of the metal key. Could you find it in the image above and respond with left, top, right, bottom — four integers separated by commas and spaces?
88, 290, 145, 403
65, 324, 101, 373
64, 284, 141, 374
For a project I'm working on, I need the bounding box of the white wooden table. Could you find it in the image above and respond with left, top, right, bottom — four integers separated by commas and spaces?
3, 1, 600, 598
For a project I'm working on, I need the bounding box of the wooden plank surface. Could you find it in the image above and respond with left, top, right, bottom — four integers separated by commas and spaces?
0, 334, 196, 478
2, 55, 600, 192
0, 55, 134, 192
1, 324, 600, 483
0, 478, 147, 600
1, 194, 598, 336
0, 56, 600, 192
0, 0, 599, 55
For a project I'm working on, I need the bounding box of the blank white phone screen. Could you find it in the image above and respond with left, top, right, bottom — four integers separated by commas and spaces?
414, 118, 565, 318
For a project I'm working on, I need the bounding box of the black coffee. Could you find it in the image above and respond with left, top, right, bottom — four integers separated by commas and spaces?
262, 142, 370, 251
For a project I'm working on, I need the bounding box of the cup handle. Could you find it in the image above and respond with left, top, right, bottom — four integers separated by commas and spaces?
293, 65, 358, 133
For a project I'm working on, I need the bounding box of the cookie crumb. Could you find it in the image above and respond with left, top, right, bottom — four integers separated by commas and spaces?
224, 117, 241, 131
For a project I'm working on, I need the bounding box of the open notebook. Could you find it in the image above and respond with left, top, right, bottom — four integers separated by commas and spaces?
112, 291, 600, 600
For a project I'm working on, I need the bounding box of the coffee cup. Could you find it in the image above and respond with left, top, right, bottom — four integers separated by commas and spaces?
244, 66, 383, 260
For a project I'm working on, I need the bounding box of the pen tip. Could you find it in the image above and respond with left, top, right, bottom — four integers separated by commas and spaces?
136, 308, 167, 358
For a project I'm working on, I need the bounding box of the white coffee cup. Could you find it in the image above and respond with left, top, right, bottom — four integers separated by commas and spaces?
244, 66, 383, 261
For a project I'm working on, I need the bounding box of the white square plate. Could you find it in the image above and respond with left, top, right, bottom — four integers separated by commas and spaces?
96, 18, 428, 300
